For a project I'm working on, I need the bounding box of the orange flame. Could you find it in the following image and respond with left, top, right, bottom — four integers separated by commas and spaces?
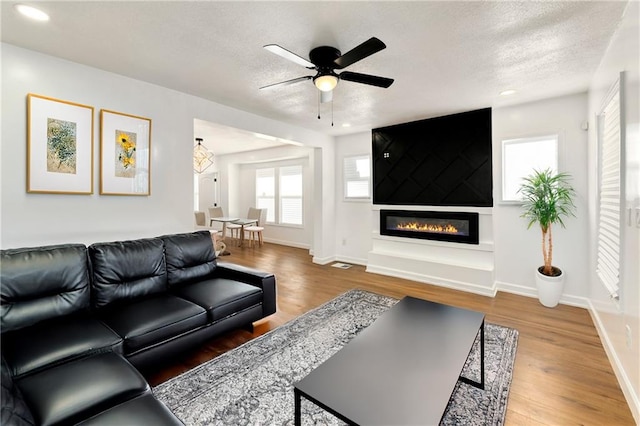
396, 222, 459, 234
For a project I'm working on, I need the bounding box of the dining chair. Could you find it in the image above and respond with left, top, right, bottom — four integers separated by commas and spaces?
228, 207, 260, 245
208, 207, 223, 227
226, 216, 243, 243
194, 211, 221, 251
247, 207, 262, 222
244, 208, 266, 247
194, 211, 207, 227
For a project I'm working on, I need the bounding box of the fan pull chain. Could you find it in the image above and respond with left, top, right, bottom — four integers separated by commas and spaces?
331, 98, 334, 126
317, 90, 321, 120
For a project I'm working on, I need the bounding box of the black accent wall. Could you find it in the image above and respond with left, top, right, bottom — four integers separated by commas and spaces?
372, 108, 493, 207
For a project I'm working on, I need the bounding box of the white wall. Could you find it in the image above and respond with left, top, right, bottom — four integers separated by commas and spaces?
334, 132, 373, 265
586, 1, 640, 421
0, 43, 334, 252
492, 93, 590, 305
312, 145, 337, 263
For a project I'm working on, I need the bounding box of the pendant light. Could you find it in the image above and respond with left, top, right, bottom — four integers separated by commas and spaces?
193, 138, 214, 173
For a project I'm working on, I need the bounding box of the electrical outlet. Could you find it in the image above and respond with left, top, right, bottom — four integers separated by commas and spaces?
626, 324, 632, 349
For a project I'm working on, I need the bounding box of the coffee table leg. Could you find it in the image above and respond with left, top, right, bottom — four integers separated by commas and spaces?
459, 319, 485, 390
480, 319, 485, 390
294, 388, 301, 426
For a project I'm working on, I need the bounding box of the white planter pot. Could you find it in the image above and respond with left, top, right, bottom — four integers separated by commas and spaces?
535, 267, 565, 308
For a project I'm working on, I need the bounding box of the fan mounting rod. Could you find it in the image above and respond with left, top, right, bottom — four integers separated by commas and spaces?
309, 46, 341, 91
309, 46, 341, 69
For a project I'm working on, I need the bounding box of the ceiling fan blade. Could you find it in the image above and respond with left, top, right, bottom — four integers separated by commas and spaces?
264, 44, 315, 68
320, 90, 333, 103
259, 76, 312, 90
339, 71, 394, 88
333, 37, 386, 69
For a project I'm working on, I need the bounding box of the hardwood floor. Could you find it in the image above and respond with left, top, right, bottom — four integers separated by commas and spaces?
148, 242, 635, 425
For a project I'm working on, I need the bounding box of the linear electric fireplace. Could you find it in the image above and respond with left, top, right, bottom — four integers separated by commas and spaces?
380, 210, 479, 244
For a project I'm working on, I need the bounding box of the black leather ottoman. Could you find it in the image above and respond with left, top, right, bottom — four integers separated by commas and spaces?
15, 352, 149, 426
76, 394, 183, 426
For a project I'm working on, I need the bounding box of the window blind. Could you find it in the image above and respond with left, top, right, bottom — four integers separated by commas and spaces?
256, 168, 275, 223
279, 166, 303, 225
596, 89, 621, 300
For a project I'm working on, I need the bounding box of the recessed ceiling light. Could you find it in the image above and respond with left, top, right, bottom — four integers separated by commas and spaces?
15, 4, 49, 21
341, 123, 351, 128
500, 89, 516, 96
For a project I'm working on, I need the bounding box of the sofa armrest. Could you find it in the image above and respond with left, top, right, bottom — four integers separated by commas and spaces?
214, 262, 276, 317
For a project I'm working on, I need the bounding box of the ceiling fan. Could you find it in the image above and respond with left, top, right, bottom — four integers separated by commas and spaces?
260, 37, 394, 102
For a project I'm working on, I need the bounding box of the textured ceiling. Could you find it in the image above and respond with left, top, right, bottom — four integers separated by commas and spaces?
0, 1, 628, 152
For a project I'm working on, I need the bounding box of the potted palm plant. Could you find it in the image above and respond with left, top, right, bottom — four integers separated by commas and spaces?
518, 168, 576, 307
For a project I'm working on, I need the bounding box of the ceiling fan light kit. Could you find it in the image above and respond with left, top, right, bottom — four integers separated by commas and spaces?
261, 37, 394, 122
314, 73, 338, 92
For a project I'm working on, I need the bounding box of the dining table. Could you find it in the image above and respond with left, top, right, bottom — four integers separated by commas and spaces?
209, 217, 258, 251
209, 217, 238, 255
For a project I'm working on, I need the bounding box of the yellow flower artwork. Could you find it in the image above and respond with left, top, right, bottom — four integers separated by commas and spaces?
115, 130, 136, 178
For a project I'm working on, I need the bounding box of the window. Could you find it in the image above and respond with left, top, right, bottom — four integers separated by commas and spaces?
256, 165, 303, 226
279, 166, 303, 225
344, 155, 371, 200
256, 168, 275, 222
596, 77, 622, 300
501, 135, 558, 202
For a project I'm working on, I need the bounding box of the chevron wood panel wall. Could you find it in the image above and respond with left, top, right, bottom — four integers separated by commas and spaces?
372, 108, 493, 207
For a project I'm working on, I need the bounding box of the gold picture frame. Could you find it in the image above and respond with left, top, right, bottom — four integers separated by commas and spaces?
27, 94, 94, 194
100, 109, 151, 195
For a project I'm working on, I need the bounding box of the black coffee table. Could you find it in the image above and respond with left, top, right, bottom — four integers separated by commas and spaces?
293, 296, 485, 425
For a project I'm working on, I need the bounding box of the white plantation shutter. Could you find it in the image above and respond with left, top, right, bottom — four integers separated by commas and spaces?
256, 168, 275, 223
596, 85, 622, 299
279, 165, 303, 225
344, 155, 371, 199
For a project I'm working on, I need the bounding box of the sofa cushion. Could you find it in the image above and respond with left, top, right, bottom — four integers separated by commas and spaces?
89, 238, 167, 309
75, 393, 183, 426
173, 278, 262, 322
1, 312, 123, 378
1, 357, 35, 426
160, 231, 216, 287
97, 294, 207, 354
0, 244, 90, 332
15, 352, 148, 426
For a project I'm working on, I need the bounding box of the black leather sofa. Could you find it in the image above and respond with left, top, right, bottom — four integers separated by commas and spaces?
0, 230, 276, 425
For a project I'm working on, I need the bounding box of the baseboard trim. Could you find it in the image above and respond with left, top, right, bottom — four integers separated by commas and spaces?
263, 238, 310, 250
366, 264, 496, 297
312, 255, 336, 265
587, 300, 640, 424
494, 280, 589, 308
335, 256, 368, 266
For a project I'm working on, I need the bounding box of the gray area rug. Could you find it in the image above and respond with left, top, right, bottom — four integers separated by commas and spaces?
155, 289, 518, 425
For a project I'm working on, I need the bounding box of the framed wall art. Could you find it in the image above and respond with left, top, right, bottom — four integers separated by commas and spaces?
100, 109, 151, 195
27, 94, 94, 194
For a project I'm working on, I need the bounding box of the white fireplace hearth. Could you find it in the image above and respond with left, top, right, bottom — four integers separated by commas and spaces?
366, 206, 495, 296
